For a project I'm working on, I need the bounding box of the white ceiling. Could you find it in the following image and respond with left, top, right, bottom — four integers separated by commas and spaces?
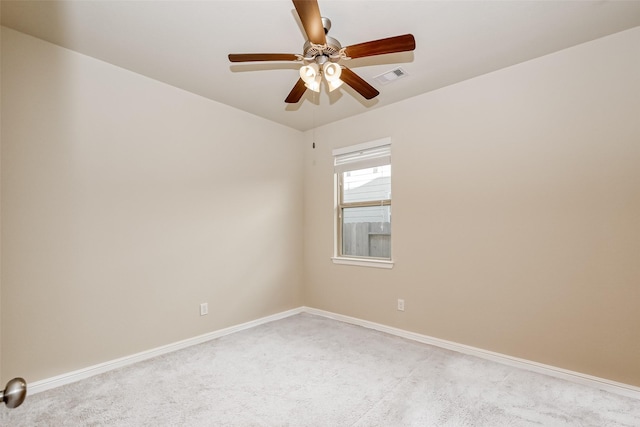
2, 1, 640, 131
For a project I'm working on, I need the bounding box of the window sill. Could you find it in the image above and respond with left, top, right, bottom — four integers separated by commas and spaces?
331, 257, 394, 269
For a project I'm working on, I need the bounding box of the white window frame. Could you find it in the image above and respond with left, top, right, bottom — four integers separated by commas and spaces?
332, 138, 394, 269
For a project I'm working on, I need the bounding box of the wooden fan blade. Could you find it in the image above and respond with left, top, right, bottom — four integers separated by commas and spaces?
344, 34, 416, 59
340, 67, 379, 100
285, 78, 308, 103
228, 53, 299, 62
292, 0, 326, 45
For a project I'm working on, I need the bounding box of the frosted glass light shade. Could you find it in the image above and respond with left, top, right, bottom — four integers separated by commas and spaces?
323, 62, 343, 92
300, 63, 321, 92
300, 64, 318, 83
305, 75, 322, 92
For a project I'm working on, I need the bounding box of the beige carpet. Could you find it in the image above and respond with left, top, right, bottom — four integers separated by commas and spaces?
2, 313, 639, 426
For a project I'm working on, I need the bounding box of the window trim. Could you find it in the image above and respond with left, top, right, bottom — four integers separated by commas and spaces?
331, 256, 394, 269
332, 138, 393, 268
332, 137, 391, 157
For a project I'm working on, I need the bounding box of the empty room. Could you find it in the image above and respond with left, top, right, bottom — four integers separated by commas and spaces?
1, 0, 639, 425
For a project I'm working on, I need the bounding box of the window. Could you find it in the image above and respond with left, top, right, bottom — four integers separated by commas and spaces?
333, 138, 392, 268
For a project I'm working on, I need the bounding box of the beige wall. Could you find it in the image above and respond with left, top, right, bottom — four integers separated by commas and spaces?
303, 27, 640, 387
1, 27, 303, 383
2, 24, 639, 389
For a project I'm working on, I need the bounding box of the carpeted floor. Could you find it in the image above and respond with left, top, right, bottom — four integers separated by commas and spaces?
2, 313, 639, 426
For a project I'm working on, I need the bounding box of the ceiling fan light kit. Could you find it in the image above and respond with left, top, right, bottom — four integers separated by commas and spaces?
299, 60, 343, 93
228, 0, 416, 104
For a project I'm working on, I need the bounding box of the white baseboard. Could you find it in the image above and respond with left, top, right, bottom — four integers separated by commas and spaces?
302, 306, 640, 400
28, 307, 304, 395
29, 305, 639, 400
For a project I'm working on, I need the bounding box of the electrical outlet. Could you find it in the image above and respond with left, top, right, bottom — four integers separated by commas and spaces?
397, 299, 405, 311
200, 302, 208, 316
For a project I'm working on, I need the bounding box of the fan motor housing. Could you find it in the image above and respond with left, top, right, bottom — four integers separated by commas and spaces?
303, 36, 342, 61
301, 17, 341, 62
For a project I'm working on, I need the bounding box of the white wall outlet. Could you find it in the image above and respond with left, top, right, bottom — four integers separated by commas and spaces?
200, 302, 208, 316
397, 299, 405, 311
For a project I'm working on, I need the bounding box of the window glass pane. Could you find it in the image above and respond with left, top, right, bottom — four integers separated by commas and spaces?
342, 206, 391, 258
342, 165, 391, 203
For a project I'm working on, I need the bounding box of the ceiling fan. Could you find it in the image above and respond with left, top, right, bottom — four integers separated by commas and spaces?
228, 0, 416, 103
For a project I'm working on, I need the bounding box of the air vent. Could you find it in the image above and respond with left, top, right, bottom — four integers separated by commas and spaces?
373, 67, 408, 85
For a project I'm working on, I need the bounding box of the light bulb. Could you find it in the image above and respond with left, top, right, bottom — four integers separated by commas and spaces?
323, 62, 341, 80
